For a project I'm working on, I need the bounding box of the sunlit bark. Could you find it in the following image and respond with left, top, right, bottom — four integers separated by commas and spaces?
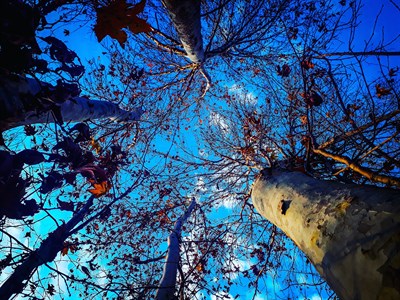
0, 76, 143, 130
252, 170, 400, 300
162, 0, 204, 63
155, 198, 196, 300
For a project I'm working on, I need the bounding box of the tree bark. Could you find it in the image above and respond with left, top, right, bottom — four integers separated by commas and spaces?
162, 0, 204, 63
155, 198, 196, 300
0, 75, 143, 131
251, 170, 400, 300
0, 197, 94, 299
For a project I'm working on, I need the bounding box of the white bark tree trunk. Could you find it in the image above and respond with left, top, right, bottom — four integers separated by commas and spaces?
162, 0, 204, 63
155, 198, 196, 300
17, 97, 143, 127
0, 76, 143, 130
251, 170, 400, 300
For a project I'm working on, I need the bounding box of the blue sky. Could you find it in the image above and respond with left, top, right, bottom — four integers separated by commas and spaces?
1, 1, 399, 299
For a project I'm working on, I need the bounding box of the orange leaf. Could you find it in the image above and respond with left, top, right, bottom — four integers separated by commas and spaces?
90, 138, 102, 154
196, 263, 204, 272
88, 181, 111, 197
300, 115, 308, 125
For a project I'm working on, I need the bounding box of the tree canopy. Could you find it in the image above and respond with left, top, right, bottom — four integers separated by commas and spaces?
0, 0, 399, 299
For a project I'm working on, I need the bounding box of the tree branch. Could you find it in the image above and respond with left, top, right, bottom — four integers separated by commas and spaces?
313, 148, 400, 188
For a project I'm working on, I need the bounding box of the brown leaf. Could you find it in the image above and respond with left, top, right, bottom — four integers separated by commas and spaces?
375, 84, 391, 98
301, 59, 314, 70
277, 64, 291, 77
94, 0, 152, 47
61, 247, 69, 256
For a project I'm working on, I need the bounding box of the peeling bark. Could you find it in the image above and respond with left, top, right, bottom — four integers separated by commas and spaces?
162, 0, 204, 63
155, 198, 196, 300
0, 75, 143, 131
251, 170, 400, 300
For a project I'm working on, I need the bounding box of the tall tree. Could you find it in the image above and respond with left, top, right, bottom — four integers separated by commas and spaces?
144, 0, 400, 298
1, 0, 399, 299
252, 170, 400, 300
0, 1, 146, 298
161, 0, 204, 63
0, 75, 143, 131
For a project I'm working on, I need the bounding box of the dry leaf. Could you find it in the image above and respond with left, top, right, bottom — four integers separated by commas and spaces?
301, 60, 314, 70
90, 138, 102, 154
88, 180, 111, 197
94, 0, 152, 47
61, 247, 69, 256
375, 84, 391, 98
196, 263, 204, 272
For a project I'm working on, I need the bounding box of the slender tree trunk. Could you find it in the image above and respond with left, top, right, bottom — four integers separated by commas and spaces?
14, 97, 143, 128
251, 170, 400, 300
162, 0, 204, 63
0, 75, 143, 131
0, 197, 94, 299
155, 198, 196, 300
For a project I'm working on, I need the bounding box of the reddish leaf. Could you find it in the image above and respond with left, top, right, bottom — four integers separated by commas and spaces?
77, 164, 107, 182
305, 91, 323, 107
375, 84, 391, 98
24, 125, 36, 136
94, 0, 152, 47
301, 59, 314, 70
277, 64, 291, 77
61, 247, 69, 256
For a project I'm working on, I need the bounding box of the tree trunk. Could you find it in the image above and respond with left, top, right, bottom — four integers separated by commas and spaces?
0, 197, 94, 299
155, 198, 196, 300
251, 170, 400, 300
162, 0, 204, 63
0, 75, 143, 131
